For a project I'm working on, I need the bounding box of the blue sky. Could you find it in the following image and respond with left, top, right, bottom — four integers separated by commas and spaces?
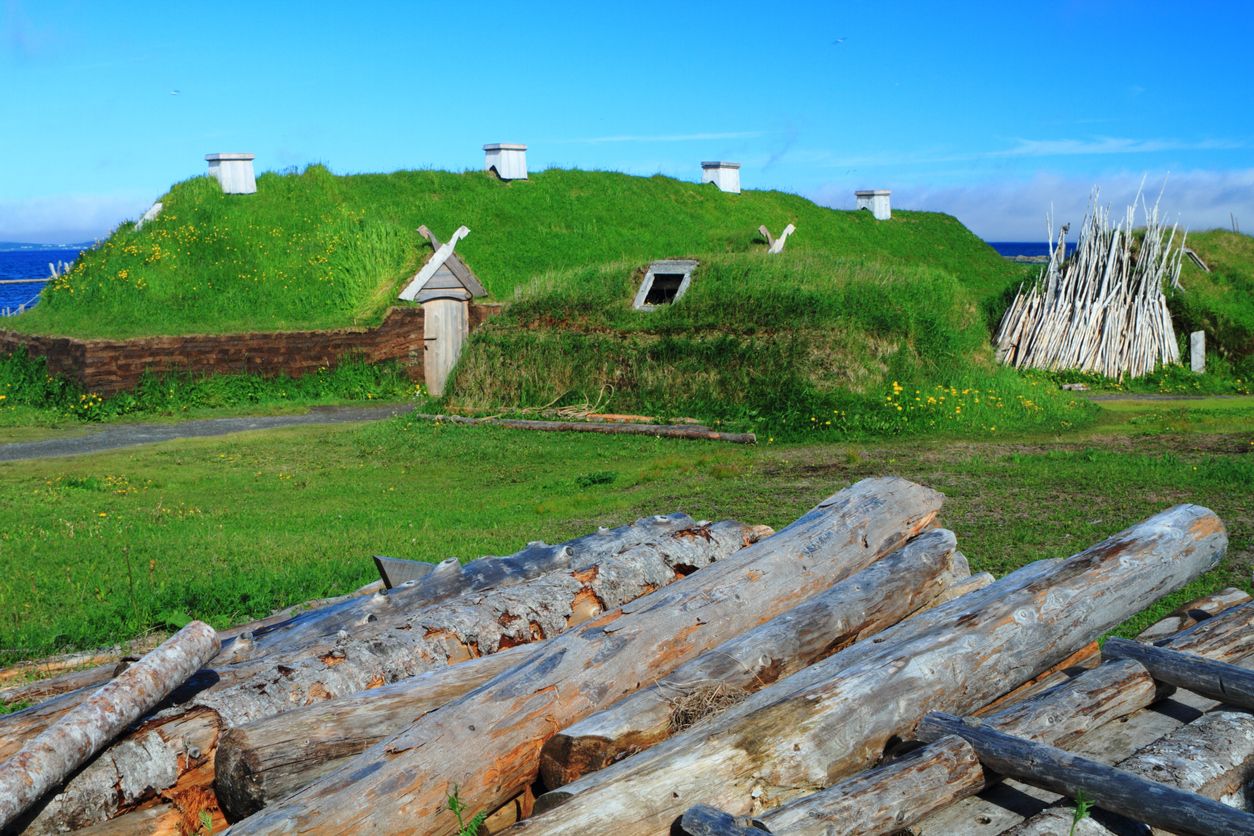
2, 0, 1251, 243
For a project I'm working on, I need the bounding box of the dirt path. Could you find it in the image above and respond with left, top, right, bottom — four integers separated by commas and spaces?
0, 403, 413, 463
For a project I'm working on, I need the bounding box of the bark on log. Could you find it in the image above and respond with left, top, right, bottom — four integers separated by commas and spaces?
1102, 637, 1254, 710
225, 477, 944, 835
214, 642, 538, 819
755, 599, 1254, 836
1134, 587, 1250, 643
0, 622, 219, 831
411, 413, 757, 444
916, 712, 1254, 836
540, 529, 966, 787
19, 520, 759, 832
516, 504, 1225, 836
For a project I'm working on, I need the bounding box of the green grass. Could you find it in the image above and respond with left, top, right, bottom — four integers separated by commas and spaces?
449, 253, 1096, 438
6, 165, 1019, 338
1171, 230, 1254, 374
0, 397, 1249, 668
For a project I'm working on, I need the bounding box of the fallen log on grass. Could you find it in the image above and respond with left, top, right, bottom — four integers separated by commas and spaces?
1134, 587, 1250, 642
752, 598, 1254, 836
17, 519, 760, 833
0, 622, 218, 831
917, 711, 1254, 836
1103, 636, 1254, 710
412, 413, 757, 444
517, 504, 1225, 835
540, 529, 967, 787
226, 477, 943, 835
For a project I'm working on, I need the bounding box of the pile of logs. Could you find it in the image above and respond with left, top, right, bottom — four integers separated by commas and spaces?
994, 188, 1186, 378
0, 477, 1250, 835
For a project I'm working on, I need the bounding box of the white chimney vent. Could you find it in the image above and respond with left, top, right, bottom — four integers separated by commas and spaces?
855, 189, 892, 220
701, 161, 741, 194
484, 143, 528, 180
206, 153, 257, 194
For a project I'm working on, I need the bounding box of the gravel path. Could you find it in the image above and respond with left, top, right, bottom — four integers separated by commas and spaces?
0, 403, 413, 463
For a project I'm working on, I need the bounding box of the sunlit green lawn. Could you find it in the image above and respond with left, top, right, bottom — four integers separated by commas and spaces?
1, 397, 1250, 669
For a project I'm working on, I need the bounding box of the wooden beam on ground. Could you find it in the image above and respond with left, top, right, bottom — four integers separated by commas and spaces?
916, 711, 1254, 836
225, 477, 944, 835
1102, 637, 1254, 709
409, 413, 757, 443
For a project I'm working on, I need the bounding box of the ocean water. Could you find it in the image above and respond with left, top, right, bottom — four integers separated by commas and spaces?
988, 241, 1079, 258
0, 248, 84, 314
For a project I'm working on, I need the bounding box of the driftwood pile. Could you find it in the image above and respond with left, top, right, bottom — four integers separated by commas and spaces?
995, 189, 1186, 378
0, 477, 1250, 835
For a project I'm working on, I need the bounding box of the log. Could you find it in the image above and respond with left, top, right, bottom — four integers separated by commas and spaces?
516, 504, 1225, 835
679, 805, 769, 835
20, 519, 760, 832
540, 529, 966, 787
1134, 587, 1250, 642
916, 712, 1254, 836
0, 622, 218, 830
972, 641, 1100, 717
1102, 637, 1254, 710
225, 477, 944, 835
411, 413, 757, 444
214, 642, 538, 819
755, 598, 1254, 836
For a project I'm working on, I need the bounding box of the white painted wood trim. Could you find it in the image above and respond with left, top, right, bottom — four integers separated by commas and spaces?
399, 226, 470, 301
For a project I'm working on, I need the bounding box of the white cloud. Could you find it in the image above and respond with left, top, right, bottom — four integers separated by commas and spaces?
0, 192, 156, 244
552, 131, 767, 145
811, 169, 1254, 240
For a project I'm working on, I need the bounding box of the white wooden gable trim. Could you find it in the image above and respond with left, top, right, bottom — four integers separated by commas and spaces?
398, 225, 470, 302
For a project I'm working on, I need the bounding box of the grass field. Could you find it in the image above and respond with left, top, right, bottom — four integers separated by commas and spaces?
1, 395, 1249, 672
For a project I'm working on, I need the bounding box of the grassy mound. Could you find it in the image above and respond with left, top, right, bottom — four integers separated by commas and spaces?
1171, 230, 1254, 373
450, 252, 1096, 439
8, 165, 1020, 338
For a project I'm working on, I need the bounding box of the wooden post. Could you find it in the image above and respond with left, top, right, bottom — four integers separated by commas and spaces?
916, 712, 1254, 836
1102, 637, 1254, 709
1190, 330, 1205, 373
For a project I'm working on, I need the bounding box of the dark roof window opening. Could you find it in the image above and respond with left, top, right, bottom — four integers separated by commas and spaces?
633, 259, 698, 311
643, 273, 685, 305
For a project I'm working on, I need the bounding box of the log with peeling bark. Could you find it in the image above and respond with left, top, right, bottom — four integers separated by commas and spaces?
0, 622, 218, 831
916, 712, 1254, 836
515, 504, 1225, 835
540, 529, 967, 787
16, 519, 759, 834
213, 641, 539, 819
225, 477, 944, 835
754, 598, 1254, 836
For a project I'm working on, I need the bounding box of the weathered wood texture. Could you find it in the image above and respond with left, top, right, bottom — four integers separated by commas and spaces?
972, 641, 1101, 717
1007, 707, 1254, 835
0, 622, 218, 830
1103, 637, 1254, 710
1134, 587, 1250, 642
214, 641, 538, 819
679, 804, 770, 835
516, 504, 1225, 835
226, 477, 943, 835
540, 529, 966, 787
19, 520, 757, 833
916, 711, 1254, 836
411, 413, 757, 444
760, 599, 1254, 836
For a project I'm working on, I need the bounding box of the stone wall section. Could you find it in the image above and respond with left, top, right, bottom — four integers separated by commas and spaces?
0, 304, 501, 395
